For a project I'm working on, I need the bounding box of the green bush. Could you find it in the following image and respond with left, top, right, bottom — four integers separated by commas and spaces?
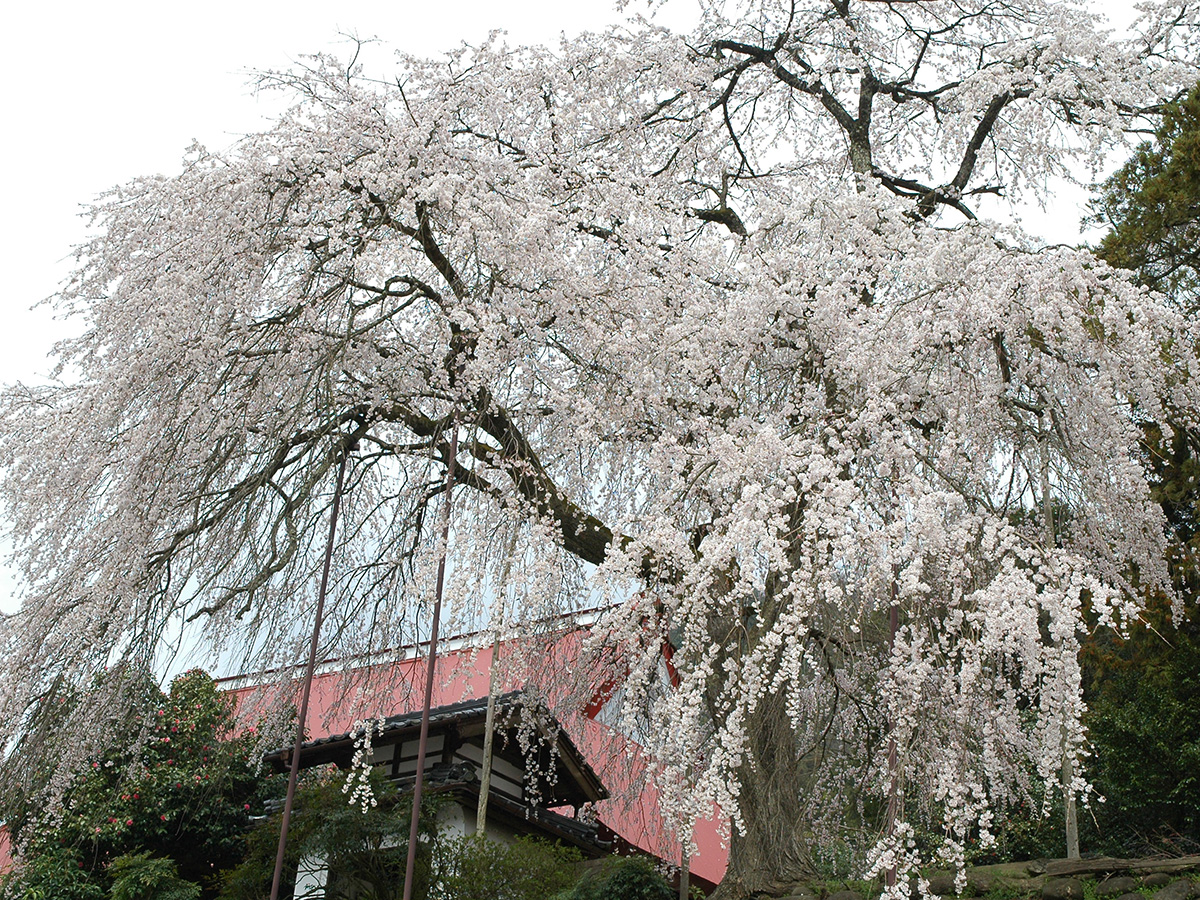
2, 670, 281, 900
222, 767, 586, 900
0, 846, 106, 900
218, 769, 436, 900
1085, 623, 1200, 853
432, 833, 581, 900
560, 855, 672, 900
963, 788, 1067, 866
108, 853, 200, 900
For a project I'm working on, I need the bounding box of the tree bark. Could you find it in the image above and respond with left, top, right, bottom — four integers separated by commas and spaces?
710, 689, 819, 899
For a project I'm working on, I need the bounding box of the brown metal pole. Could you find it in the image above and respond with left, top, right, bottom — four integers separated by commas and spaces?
402, 421, 459, 900
270, 447, 351, 900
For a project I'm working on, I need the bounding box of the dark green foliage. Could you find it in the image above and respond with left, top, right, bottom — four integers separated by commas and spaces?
0, 846, 107, 900
963, 787, 1067, 866
560, 856, 673, 900
108, 853, 201, 900
1085, 614, 1200, 852
432, 833, 582, 900
1083, 78, 1200, 858
222, 770, 585, 900
1092, 84, 1200, 308
1, 669, 281, 900
218, 769, 437, 900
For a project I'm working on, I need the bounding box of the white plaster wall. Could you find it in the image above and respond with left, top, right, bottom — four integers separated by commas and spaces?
292, 851, 328, 900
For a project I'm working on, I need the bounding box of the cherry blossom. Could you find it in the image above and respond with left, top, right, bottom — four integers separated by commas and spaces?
1, 2, 1197, 896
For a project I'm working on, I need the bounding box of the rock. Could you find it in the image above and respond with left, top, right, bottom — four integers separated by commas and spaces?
967, 872, 995, 895
1097, 878, 1139, 898
1117, 894, 1144, 900
1043, 878, 1085, 900
927, 875, 959, 897
827, 890, 864, 900
1145, 875, 1174, 889
1153, 879, 1194, 900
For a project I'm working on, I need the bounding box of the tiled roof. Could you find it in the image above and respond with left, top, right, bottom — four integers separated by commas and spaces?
262, 690, 607, 803
263, 691, 524, 759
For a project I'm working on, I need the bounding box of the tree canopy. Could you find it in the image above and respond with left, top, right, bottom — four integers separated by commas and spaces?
2, 3, 1199, 896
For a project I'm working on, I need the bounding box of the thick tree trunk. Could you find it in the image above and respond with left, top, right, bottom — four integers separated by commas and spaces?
710, 689, 818, 900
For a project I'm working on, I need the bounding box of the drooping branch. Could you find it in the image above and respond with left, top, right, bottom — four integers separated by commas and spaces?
372, 397, 618, 567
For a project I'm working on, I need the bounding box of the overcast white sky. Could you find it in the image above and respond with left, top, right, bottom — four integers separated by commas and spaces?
0, 0, 1140, 607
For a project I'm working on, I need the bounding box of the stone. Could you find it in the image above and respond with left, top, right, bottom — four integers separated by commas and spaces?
1096, 878, 1139, 898
967, 872, 996, 895
1117, 894, 1144, 900
1145, 875, 1174, 889
927, 875, 959, 897
827, 890, 864, 900
1043, 878, 1085, 900
1153, 879, 1194, 900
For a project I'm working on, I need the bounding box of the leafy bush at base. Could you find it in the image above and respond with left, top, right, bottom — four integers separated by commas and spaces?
108, 853, 201, 900
559, 855, 673, 900
220, 768, 583, 900
432, 833, 581, 900
0, 846, 107, 900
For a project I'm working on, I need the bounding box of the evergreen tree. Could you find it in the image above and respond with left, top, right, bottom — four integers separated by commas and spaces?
1093, 84, 1200, 310
1084, 81, 1200, 854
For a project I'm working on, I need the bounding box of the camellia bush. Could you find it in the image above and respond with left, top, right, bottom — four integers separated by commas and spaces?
0, 670, 280, 900
2, 3, 1199, 897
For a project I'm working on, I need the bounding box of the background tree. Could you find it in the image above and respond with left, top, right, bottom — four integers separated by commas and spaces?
1093, 84, 1200, 310
1078, 79, 1200, 855
0, 670, 279, 900
1, 3, 1199, 897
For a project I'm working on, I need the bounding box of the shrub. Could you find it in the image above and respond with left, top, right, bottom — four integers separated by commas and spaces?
108, 853, 201, 900
561, 855, 673, 900
433, 833, 581, 900
0, 846, 106, 900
